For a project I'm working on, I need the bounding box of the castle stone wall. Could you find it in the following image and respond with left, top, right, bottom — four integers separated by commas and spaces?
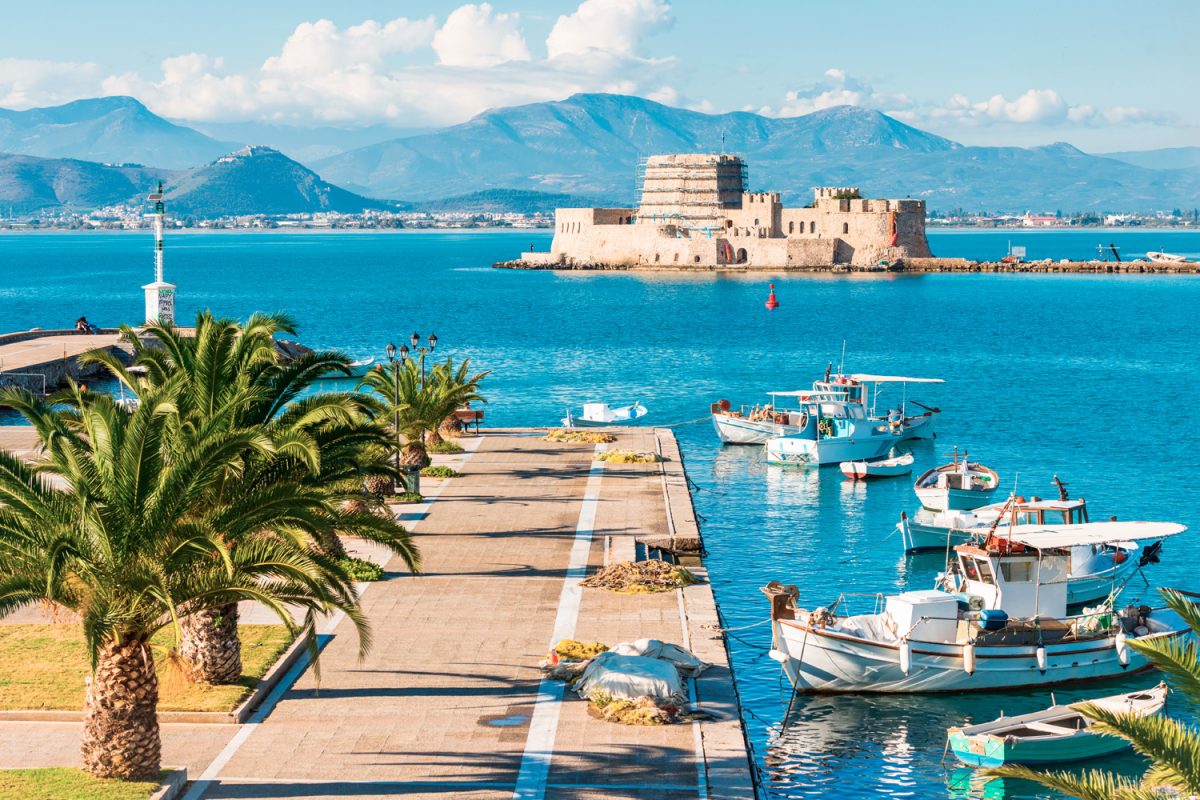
532, 155, 932, 269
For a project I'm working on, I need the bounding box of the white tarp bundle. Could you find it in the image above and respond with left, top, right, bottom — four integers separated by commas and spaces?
575, 653, 685, 706
609, 638, 708, 677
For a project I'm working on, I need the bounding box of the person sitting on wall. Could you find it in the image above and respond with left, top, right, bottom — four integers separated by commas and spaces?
75, 316, 99, 334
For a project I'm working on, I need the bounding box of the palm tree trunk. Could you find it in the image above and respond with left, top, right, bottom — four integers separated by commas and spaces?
399, 441, 430, 470
425, 428, 444, 447
81, 636, 161, 779
439, 414, 463, 440
180, 603, 242, 684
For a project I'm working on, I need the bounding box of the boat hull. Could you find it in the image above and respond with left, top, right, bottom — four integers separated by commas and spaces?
766, 434, 900, 467
772, 617, 1188, 693
898, 517, 974, 552
711, 414, 800, 444
916, 485, 998, 512
840, 460, 913, 480
901, 413, 936, 440
948, 728, 1131, 768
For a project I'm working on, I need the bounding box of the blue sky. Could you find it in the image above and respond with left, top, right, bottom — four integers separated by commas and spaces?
1, 0, 1195, 151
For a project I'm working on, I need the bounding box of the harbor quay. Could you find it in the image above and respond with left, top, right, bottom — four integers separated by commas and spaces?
0, 427, 758, 800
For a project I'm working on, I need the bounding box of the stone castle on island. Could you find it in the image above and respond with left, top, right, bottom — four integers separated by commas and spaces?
516, 153, 932, 269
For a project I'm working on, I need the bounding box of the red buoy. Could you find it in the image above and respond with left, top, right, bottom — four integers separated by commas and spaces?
765, 283, 780, 310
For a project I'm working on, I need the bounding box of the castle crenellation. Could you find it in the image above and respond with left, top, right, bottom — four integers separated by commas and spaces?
517, 153, 932, 269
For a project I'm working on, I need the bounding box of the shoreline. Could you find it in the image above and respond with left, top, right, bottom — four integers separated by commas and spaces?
494, 257, 1199, 275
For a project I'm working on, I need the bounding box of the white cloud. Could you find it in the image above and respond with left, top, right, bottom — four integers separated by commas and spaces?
0, 3, 681, 127
761, 68, 913, 117
432, 4, 530, 68
547, 0, 672, 60
264, 17, 436, 76
0, 58, 104, 108
929, 88, 1166, 128
761, 70, 1168, 134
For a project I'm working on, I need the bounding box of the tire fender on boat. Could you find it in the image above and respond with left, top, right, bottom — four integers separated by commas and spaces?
1115, 630, 1129, 667
899, 639, 912, 675
963, 642, 976, 675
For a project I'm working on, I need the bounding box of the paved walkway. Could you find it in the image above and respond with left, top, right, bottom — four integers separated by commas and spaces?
0, 332, 122, 371
0, 430, 755, 799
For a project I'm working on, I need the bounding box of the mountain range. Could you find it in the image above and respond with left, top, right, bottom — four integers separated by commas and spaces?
0, 94, 1197, 215
0, 146, 383, 216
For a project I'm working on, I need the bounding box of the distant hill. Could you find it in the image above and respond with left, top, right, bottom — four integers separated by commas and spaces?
314, 93, 1200, 212
0, 153, 168, 213
164, 146, 390, 215
0, 146, 388, 217
0, 97, 235, 169
414, 188, 616, 214
1099, 146, 1200, 171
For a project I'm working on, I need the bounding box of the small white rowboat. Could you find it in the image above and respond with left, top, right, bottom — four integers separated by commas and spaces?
839, 452, 914, 480
948, 682, 1167, 767
562, 401, 649, 428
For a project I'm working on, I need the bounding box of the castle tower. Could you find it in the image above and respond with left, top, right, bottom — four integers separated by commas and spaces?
142, 181, 175, 325
637, 154, 746, 229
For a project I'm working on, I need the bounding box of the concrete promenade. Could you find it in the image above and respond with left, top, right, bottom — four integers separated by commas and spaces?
0, 429, 757, 799
0, 329, 126, 393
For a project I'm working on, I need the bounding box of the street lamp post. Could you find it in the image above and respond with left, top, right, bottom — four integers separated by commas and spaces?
385, 342, 400, 492
401, 331, 437, 386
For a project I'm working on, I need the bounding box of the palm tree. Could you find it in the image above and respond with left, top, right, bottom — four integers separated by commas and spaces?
989, 589, 1200, 798
359, 359, 442, 470
82, 312, 416, 684
428, 357, 490, 445
0, 385, 370, 779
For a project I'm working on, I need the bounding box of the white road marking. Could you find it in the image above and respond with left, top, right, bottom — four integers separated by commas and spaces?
511, 444, 606, 800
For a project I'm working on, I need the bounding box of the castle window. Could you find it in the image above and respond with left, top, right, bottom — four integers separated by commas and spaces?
754, 219, 760, 227
654, 253, 660, 263
788, 221, 794, 234
694, 255, 701, 263
810, 221, 816, 234
674, 253, 679, 263
843, 222, 849, 235
725, 220, 732, 229
736, 248, 747, 264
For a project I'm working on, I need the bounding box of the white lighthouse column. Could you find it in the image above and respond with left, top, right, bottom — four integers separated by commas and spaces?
143, 182, 175, 325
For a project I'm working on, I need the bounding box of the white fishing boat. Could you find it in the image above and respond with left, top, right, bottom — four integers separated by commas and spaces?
562, 401, 648, 428
764, 521, 1191, 693
839, 452, 914, 480
947, 683, 1168, 767
765, 398, 903, 466
324, 357, 377, 378
711, 372, 942, 445
914, 450, 999, 511
1146, 251, 1191, 264
900, 476, 1086, 552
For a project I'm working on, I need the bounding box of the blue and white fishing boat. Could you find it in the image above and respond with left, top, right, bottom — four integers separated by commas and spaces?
764, 521, 1191, 692
764, 398, 903, 466
711, 372, 942, 445
913, 450, 999, 512
947, 682, 1167, 767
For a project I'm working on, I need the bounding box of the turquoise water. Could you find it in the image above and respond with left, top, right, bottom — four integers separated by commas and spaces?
2, 228, 1200, 798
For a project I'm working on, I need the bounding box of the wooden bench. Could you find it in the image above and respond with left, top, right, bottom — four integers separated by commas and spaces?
454, 408, 484, 433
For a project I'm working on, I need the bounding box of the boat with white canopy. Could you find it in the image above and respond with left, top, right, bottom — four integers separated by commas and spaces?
764, 521, 1192, 692
764, 398, 903, 466
711, 372, 943, 445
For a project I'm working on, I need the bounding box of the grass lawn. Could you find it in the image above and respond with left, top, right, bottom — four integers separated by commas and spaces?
0, 767, 162, 800
0, 624, 293, 713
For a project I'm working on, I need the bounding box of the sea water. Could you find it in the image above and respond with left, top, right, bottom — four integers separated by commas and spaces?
2, 228, 1199, 798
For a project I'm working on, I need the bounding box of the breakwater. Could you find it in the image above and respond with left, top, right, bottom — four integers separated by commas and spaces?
493, 256, 1198, 274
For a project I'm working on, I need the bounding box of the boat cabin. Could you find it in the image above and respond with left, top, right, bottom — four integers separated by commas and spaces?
1009, 497, 1089, 527
954, 541, 1069, 619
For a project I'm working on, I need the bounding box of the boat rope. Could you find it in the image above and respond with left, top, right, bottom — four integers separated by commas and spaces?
707, 617, 773, 633
656, 415, 712, 428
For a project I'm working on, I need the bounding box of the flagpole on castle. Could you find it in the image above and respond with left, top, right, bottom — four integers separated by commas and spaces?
142, 181, 175, 326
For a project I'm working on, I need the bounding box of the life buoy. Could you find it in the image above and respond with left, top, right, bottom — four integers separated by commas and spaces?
1113, 550, 1127, 565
